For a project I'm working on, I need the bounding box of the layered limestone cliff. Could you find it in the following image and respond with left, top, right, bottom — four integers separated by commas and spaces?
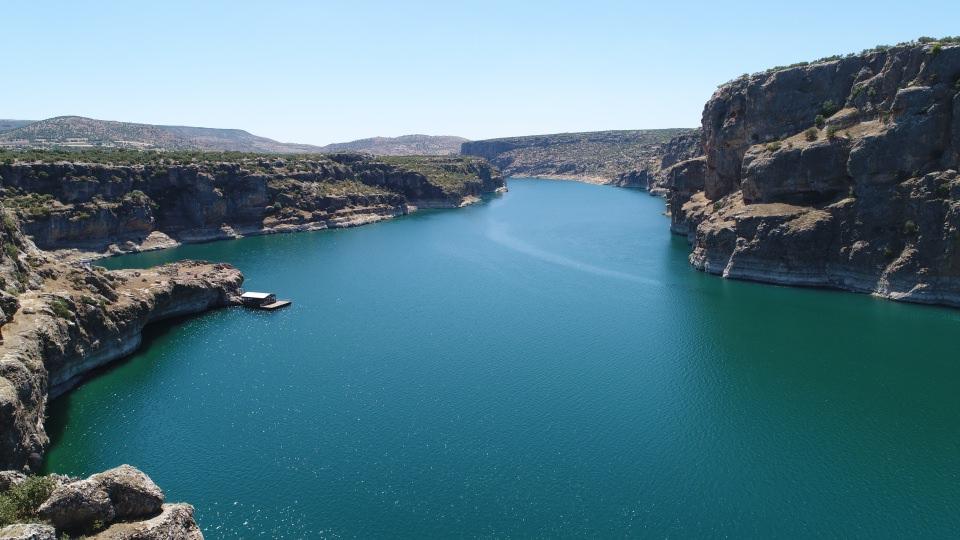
0, 152, 504, 258
666, 40, 960, 307
0, 209, 243, 471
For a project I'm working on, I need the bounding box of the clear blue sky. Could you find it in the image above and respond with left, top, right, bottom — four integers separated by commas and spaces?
3, 1, 957, 144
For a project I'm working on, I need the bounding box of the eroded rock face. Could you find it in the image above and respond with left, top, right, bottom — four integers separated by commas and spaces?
0, 154, 504, 258
670, 41, 960, 307
0, 223, 243, 470
613, 131, 703, 192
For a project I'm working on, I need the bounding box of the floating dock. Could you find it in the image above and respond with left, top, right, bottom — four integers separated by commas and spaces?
240, 291, 292, 310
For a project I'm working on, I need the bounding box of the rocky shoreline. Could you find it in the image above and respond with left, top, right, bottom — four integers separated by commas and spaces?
0, 152, 505, 261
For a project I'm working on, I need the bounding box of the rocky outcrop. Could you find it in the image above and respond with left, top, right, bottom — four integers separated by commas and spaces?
1, 465, 201, 539
91, 503, 202, 539
0, 153, 504, 259
0, 212, 242, 471
38, 465, 163, 531
0, 523, 56, 540
612, 130, 703, 192
669, 40, 960, 307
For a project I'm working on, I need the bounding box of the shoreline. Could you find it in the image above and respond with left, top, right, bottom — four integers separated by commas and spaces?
0, 260, 244, 471
49, 192, 506, 264
507, 174, 615, 185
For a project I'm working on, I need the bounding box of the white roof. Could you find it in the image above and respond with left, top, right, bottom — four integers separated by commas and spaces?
241, 291, 273, 299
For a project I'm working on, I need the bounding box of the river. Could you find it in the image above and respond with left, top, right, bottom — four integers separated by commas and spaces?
44, 179, 960, 537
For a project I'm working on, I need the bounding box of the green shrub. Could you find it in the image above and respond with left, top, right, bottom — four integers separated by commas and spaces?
820, 100, 840, 117
931, 43, 943, 56
766, 141, 782, 152
50, 297, 73, 319
3, 243, 17, 260
903, 220, 919, 235
826, 125, 840, 139
0, 475, 56, 527
814, 115, 826, 129
1, 213, 17, 232
804, 128, 819, 142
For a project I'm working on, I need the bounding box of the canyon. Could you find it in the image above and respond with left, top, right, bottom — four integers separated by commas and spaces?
3, 35, 960, 538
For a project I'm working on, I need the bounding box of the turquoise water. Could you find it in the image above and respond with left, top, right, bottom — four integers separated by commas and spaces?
44, 179, 960, 538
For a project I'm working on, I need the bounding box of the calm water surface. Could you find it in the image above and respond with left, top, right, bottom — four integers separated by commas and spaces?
44, 179, 960, 538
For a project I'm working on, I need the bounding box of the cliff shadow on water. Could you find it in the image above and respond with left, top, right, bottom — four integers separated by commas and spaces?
40, 313, 206, 463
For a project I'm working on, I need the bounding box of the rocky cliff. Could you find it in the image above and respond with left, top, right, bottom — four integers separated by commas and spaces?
461, 129, 694, 183
611, 130, 703, 193
0, 151, 504, 258
667, 39, 960, 307
0, 209, 243, 471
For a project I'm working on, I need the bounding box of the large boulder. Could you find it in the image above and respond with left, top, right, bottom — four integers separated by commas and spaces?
37, 465, 163, 532
92, 466, 165, 520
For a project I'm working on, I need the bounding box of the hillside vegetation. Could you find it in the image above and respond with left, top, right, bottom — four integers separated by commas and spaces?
0, 117, 469, 156
460, 129, 696, 182
317, 134, 467, 155
0, 116, 325, 153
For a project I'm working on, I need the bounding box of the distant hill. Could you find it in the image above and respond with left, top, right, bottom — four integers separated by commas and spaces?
317, 134, 467, 155
0, 116, 468, 156
460, 129, 696, 182
0, 116, 327, 153
0, 120, 34, 133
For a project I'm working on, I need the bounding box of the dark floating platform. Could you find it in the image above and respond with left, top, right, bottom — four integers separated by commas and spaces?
240, 291, 292, 310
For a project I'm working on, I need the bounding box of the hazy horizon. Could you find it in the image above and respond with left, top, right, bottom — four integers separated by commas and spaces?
5, 0, 959, 145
